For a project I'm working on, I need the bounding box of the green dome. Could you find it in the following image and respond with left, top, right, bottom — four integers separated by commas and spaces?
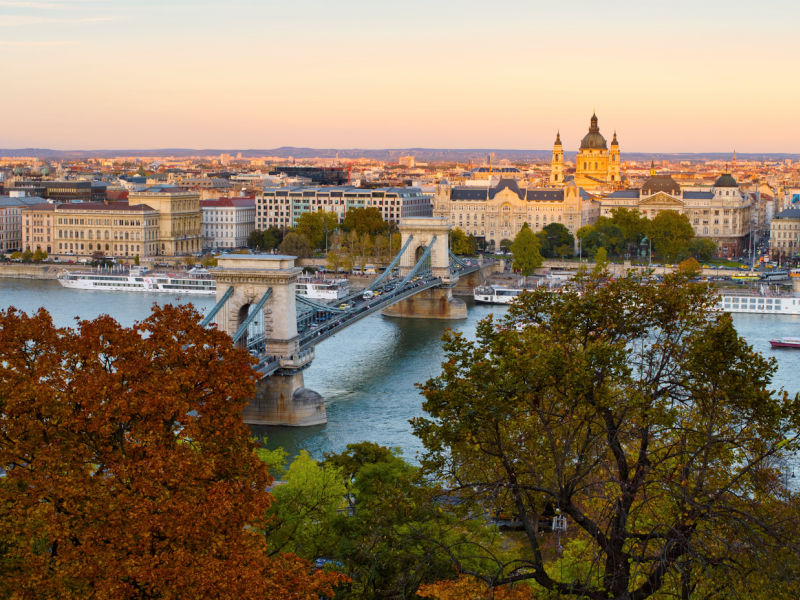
580, 113, 607, 150
714, 173, 738, 188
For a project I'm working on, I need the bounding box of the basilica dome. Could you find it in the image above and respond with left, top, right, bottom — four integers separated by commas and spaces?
579, 113, 607, 150
713, 173, 738, 188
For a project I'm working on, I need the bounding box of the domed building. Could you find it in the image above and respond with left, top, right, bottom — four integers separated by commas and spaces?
599, 165, 752, 258
551, 113, 621, 189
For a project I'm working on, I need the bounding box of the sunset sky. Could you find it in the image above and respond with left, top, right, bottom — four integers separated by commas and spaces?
2, 0, 799, 152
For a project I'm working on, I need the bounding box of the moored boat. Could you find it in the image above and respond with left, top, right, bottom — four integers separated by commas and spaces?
295, 274, 350, 301
769, 337, 800, 349
57, 266, 216, 295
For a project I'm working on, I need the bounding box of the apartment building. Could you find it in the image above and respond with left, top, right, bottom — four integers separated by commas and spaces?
22, 201, 159, 259
0, 196, 44, 252
200, 197, 255, 250
129, 186, 202, 256
770, 208, 800, 259
257, 186, 431, 230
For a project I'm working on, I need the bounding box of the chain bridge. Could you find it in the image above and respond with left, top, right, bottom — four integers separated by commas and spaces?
202, 217, 495, 426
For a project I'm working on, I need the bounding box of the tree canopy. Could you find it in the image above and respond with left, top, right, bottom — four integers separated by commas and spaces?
450, 228, 477, 256
510, 224, 543, 276
342, 207, 391, 236
647, 210, 695, 262
0, 305, 343, 599
279, 231, 313, 258
535, 222, 575, 258
413, 270, 800, 600
295, 210, 339, 250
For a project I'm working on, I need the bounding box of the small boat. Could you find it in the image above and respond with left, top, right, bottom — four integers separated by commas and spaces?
769, 337, 800, 349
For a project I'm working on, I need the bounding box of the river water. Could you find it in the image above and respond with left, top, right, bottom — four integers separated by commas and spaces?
2, 279, 800, 463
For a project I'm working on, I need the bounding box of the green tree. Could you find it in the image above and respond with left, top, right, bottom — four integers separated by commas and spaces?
342, 207, 389, 236
610, 207, 649, 255
499, 238, 513, 252
31, 248, 47, 262
248, 229, 266, 250
413, 270, 800, 599
593, 245, 608, 269
510, 224, 542, 276
296, 211, 339, 251
262, 451, 347, 560
320, 443, 495, 600
450, 228, 476, 255
279, 232, 312, 258
21, 249, 33, 262
647, 210, 694, 262
688, 237, 717, 262
577, 218, 625, 258
536, 223, 574, 258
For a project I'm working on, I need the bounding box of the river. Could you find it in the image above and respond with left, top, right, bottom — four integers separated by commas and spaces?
2, 278, 800, 463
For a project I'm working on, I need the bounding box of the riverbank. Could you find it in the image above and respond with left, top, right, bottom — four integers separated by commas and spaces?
0, 263, 61, 279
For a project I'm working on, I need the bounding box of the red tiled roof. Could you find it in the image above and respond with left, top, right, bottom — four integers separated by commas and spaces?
200, 197, 255, 208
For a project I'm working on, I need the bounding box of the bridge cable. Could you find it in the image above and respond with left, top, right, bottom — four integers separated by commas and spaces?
398, 235, 437, 288
199, 285, 234, 327
231, 288, 272, 344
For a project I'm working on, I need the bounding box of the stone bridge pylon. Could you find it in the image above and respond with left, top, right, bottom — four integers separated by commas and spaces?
382, 217, 467, 319
213, 254, 325, 427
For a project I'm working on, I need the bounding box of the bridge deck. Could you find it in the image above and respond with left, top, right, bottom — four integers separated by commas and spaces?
248, 259, 485, 377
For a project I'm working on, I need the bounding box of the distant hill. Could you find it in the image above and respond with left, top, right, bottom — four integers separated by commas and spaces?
1, 147, 798, 163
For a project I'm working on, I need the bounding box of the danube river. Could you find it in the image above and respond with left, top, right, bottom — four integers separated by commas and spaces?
3, 279, 800, 463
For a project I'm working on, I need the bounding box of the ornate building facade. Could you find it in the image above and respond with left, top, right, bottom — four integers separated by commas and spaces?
432, 178, 599, 250
600, 168, 752, 258
551, 113, 621, 189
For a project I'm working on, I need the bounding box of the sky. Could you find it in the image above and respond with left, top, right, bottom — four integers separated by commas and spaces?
1, 0, 799, 152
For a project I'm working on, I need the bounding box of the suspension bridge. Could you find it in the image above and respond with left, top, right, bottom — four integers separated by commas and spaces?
202, 217, 495, 426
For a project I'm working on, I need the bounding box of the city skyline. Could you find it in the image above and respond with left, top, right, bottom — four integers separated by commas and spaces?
2, 0, 799, 152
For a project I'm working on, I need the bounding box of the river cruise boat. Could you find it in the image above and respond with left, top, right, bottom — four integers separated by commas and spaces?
295, 274, 350, 302
717, 288, 800, 315
474, 285, 523, 304
769, 337, 800, 349
57, 266, 216, 295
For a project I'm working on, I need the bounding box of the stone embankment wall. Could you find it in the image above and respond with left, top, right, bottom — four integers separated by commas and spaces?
0, 264, 62, 279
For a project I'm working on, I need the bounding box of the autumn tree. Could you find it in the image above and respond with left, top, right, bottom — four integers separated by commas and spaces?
0, 306, 343, 600
510, 223, 543, 276
413, 270, 800, 600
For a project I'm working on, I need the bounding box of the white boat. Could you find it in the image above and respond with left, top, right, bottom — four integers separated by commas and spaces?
474, 285, 524, 304
718, 288, 800, 315
57, 266, 217, 295
295, 274, 350, 302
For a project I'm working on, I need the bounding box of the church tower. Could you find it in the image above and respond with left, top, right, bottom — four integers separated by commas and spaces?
550, 131, 564, 185
608, 131, 621, 184
574, 112, 610, 189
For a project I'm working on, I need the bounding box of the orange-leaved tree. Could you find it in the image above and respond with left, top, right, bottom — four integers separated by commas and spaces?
0, 305, 344, 599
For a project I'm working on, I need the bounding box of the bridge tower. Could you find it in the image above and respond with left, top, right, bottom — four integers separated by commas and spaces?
382, 217, 467, 319
213, 254, 325, 427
